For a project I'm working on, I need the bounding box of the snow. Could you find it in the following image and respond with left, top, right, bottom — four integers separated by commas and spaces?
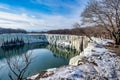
91, 37, 114, 45
83, 42, 107, 57
69, 55, 85, 66
28, 38, 120, 80
57, 41, 71, 48
0, 33, 48, 46
28, 74, 39, 80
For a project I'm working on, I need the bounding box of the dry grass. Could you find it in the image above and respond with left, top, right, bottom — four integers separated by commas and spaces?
104, 43, 120, 56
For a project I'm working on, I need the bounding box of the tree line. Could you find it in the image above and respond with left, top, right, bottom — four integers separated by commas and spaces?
47, 25, 110, 39
0, 28, 27, 34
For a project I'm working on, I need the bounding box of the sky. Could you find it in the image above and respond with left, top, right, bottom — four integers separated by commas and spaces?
0, 0, 88, 31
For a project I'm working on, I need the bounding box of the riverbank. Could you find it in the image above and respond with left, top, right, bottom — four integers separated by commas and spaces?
28, 38, 120, 80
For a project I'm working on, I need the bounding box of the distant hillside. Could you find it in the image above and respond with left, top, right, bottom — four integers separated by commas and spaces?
47, 26, 111, 39
0, 28, 27, 34
28, 26, 111, 39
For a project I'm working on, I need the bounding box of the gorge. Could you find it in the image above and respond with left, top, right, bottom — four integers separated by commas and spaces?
0, 33, 89, 80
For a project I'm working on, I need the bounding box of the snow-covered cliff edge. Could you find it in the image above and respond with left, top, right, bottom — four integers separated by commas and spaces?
28, 38, 120, 80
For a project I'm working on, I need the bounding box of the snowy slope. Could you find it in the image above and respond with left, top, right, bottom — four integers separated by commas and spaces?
28, 38, 120, 80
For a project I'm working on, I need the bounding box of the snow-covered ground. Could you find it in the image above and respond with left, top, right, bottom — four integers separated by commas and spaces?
28, 38, 120, 80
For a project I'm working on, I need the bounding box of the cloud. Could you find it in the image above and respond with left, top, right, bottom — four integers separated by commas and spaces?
33, 0, 78, 8
31, 0, 84, 14
0, 10, 80, 31
0, 0, 88, 31
32, 0, 87, 9
0, 11, 45, 31
0, 4, 10, 10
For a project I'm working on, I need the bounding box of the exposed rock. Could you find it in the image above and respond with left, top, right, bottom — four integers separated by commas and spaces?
69, 55, 85, 65
28, 38, 120, 80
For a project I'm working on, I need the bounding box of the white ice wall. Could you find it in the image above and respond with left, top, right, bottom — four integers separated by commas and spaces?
46, 34, 89, 52
0, 33, 48, 46
0, 33, 89, 52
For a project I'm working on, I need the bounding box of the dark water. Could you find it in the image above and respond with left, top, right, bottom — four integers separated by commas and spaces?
0, 43, 78, 80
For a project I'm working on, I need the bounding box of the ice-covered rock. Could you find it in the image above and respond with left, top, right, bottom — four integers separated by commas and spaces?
69, 55, 85, 66
28, 38, 120, 80
0, 33, 48, 47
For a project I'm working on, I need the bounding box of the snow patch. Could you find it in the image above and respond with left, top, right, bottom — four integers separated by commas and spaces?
28, 38, 120, 80
83, 42, 107, 57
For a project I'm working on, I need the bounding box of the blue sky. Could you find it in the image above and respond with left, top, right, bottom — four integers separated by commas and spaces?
0, 0, 88, 31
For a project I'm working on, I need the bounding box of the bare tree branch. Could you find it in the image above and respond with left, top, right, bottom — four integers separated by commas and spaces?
6, 51, 32, 80
81, 0, 120, 45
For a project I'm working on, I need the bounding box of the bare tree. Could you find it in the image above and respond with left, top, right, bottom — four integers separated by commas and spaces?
6, 51, 32, 80
81, 0, 120, 45
0, 66, 3, 70
73, 23, 93, 41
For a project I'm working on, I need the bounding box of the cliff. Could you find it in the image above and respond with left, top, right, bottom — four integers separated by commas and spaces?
28, 38, 120, 80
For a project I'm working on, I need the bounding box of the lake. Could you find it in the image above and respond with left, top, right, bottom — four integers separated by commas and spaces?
0, 43, 77, 80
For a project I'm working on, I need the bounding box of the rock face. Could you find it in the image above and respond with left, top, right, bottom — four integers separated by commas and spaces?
28, 38, 120, 80
69, 55, 85, 65
0, 33, 48, 47
46, 34, 89, 52
0, 34, 89, 52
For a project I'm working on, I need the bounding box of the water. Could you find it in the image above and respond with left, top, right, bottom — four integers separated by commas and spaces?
0, 43, 77, 80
